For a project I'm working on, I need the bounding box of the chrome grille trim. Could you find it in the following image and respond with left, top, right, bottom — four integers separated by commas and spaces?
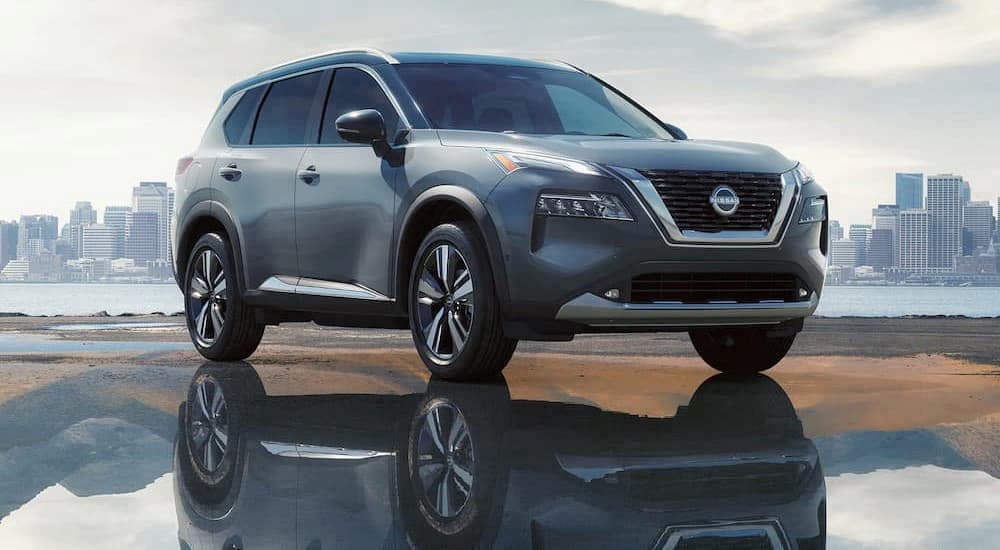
612, 167, 800, 246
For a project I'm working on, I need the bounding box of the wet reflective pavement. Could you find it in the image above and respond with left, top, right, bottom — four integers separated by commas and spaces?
0, 333, 998, 549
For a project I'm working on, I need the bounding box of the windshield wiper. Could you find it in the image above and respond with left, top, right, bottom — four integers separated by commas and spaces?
600, 133, 633, 138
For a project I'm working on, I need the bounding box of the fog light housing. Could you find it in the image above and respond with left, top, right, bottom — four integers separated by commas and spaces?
603, 288, 621, 300
798, 196, 827, 224
536, 192, 634, 221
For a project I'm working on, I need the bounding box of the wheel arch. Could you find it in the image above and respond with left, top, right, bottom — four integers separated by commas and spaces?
176, 202, 247, 296
395, 186, 511, 317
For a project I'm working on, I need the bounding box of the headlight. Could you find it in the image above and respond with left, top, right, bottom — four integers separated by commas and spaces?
798, 196, 827, 224
793, 163, 815, 185
536, 192, 634, 221
489, 150, 604, 176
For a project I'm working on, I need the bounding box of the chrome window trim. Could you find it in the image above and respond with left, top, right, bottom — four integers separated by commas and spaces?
611, 167, 801, 247
257, 275, 392, 302
261, 441, 393, 460
229, 63, 412, 149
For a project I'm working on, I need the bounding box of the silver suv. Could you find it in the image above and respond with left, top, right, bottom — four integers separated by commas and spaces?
172, 49, 828, 380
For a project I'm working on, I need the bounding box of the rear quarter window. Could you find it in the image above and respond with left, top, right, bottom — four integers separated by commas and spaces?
223, 86, 265, 145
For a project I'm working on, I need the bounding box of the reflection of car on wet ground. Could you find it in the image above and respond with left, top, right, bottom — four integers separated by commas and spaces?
174, 364, 826, 549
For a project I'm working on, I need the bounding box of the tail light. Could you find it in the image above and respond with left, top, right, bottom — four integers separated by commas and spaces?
176, 155, 195, 176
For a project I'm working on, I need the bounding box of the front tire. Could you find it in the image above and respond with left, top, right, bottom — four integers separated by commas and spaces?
689, 327, 796, 374
408, 223, 517, 381
184, 233, 264, 361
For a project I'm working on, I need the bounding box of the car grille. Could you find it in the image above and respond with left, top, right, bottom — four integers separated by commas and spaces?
630, 273, 806, 304
626, 461, 808, 502
636, 170, 784, 233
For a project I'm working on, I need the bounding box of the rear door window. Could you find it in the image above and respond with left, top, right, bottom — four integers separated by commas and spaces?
252, 71, 324, 145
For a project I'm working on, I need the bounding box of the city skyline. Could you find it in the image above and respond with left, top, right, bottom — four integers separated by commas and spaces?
2, 1, 1000, 226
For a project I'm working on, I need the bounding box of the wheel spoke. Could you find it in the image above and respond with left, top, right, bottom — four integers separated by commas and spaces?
203, 437, 215, 470
213, 277, 227, 299
425, 408, 447, 455
210, 303, 224, 338
436, 470, 453, 516
424, 308, 446, 356
418, 271, 445, 302
447, 413, 468, 452
210, 384, 225, 416
418, 462, 445, 489
196, 381, 211, 420
452, 464, 473, 495
195, 302, 211, 339
436, 245, 452, 292
190, 275, 210, 298
452, 270, 473, 301
447, 311, 468, 353
201, 250, 213, 286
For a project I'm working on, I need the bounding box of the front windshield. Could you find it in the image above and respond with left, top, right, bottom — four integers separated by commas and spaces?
395, 63, 674, 139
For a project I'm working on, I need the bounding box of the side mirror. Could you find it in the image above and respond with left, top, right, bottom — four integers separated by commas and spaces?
664, 123, 687, 140
335, 109, 387, 144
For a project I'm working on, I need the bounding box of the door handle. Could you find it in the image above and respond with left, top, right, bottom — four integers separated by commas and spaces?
218, 163, 242, 181
298, 165, 320, 185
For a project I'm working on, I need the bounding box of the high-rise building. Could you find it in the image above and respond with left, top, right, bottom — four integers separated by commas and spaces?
131, 182, 174, 263
16, 214, 59, 258
67, 201, 98, 258
125, 210, 159, 263
898, 209, 929, 273
872, 204, 900, 268
963, 201, 993, 252
0, 221, 18, 270
868, 229, 894, 271
81, 224, 117, 259
828, 220, 844, 241
830, 239, 857, 268
104, 206, 131, 259
926, 174, 964, 271
961, 181, 972, 206
848, 224, 871, 266
895, 173, 923, 210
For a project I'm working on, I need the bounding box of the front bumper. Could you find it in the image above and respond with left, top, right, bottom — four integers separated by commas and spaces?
555, 291, 820, 327
486, 167, 828, 336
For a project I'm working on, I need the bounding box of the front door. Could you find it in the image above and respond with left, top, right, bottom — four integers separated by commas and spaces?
295, 67, 402, 298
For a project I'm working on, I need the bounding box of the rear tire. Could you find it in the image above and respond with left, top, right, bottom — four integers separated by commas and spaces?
689, 327, 796, 374
184, 233, 264, 361
408, 223, 517, 381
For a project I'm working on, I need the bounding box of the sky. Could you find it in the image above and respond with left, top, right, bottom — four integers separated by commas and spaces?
1, 0, 998, 227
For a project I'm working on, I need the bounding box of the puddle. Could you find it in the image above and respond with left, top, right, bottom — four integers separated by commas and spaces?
0, 334, 188, 354
47, 322, 183, 332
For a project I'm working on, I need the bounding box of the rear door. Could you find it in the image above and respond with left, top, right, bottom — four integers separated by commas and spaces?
294, 67, 402, 298
214, 70, 327, 290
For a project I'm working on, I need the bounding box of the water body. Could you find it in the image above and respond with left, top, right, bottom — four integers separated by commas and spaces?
1, 283, 999, 317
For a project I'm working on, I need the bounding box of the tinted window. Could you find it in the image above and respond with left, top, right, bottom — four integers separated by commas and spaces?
224, 86, 265, 144
320, 68, 400, 144
252, 71, 323, 145
395, 64, 672, 139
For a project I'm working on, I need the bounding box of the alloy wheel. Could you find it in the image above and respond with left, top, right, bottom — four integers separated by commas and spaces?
188, 249, 227, 347
188, 377, 229, 473
414, 401, 475, 519
416, 244, 474, 362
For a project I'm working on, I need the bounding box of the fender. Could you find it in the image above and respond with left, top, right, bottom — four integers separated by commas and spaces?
395, 185, 512, 317
176, 201, 249, 297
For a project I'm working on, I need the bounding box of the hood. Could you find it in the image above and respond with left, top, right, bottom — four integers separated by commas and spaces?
436, 130, 797, 174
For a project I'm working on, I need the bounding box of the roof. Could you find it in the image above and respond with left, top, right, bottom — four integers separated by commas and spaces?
220, 48, 578, 103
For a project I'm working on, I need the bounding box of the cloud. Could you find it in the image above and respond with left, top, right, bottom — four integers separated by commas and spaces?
597, 0, 1000, 79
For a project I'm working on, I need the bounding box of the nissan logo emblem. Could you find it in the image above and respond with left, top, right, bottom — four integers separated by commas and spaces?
709, 185, 740, 216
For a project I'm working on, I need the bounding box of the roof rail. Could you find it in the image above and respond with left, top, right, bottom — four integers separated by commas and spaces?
259, 48, 398, 74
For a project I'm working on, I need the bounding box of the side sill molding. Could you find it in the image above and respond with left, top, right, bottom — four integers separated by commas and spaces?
257, 275, 392, 302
